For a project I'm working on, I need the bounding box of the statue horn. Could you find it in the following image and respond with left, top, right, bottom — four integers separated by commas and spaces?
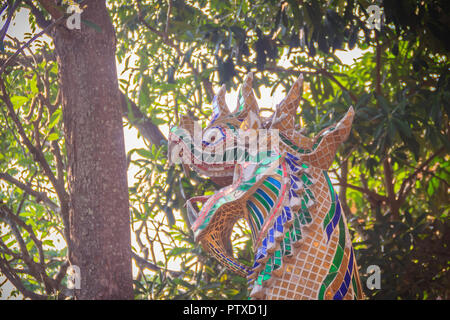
208, 85, 231, 125
299, 106, 355, 170
271, 74, 303, 132
235, 72, 259, 120
180, 115, 195, 136
217, 85, 230, 114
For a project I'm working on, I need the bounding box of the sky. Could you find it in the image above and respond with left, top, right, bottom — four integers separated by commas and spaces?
0, 7, 363, 299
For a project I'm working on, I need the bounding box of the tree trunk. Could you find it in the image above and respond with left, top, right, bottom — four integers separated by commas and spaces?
53, 1, 133, 299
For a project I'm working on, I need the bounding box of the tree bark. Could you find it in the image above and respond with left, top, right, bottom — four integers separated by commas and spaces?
53, 1, 133, 299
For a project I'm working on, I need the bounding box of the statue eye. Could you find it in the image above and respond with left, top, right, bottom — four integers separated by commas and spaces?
202, 127, 225, 146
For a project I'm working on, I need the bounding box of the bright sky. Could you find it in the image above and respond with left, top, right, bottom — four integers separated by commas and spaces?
1, 8, 363, 299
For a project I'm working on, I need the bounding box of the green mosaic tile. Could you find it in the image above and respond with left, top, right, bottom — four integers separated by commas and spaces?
261, 154, 280, 165
255, 166, 267, 175
279, 133, 307, 154
322, 271, 338, 289
322, 202, 336, 229
303, 209, 312, 223
324, 172, 335, 199
256, 274, 263, 286
273, 250, 282, 270
334, 245, 344, 264
226, 123, 237, 132
291, 221, 302, 242
247, 204, 262, 229
305, 188, 315, 199
297, 211, 308, 226
263, 273, 271, 282
253, 192, 271, 212
283, 232, 292, 256
330, 263, 339, 273
352, 274, 358, 299
239, 182, 253, 192
301, 198, 308, 211
318, 284, 327, 300
301, 173, 313, 186
263, 180, 280, 196
264, 257, 273, 274
297, 208, 312, 225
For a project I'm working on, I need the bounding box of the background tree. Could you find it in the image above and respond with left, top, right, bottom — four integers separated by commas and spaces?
0, 0, 133, 299
1, 0, 449, 299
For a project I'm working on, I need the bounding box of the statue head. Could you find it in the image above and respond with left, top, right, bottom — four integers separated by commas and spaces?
168, 73, 354, 278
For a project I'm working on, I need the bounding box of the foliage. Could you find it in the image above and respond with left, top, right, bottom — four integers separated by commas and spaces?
0, 0, 449, 299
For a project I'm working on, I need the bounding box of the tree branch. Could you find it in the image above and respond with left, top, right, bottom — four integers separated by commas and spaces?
0, 78, 70, 245
0, 255, 48, 300
36, 0, 64, 19
0, 15, 64, 76
165, 0, 172, 38
0, 1, 21, 44
24, 0, 52, 31
382, 157, 398, 219
375, 33, 382, 97
0, 172, 59, 211
134, 0, 215, 100
319, 68, 358, 103
0, 204, 54, 293
0, 205, 45, 266
0, 79, 61, 197
0, 239, 22, 260
0, 204, 69, 297
336, 181, 388, 203
397, 147, 445, 204
132, 251, 181, 277
120, 92, 167, 147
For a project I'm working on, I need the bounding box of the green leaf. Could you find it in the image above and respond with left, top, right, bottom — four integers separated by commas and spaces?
30, 75, 38, 94
387, 120, 396, 141
135, 148, 152, 159
138, 78, 150, 107
81, 19, 102, 32
342, 90, 353, 105
47, 132, 59, 141
164, 205, 175, 226
151, 117, 166, 126
356, 93, 371, 109
10, 96, 28, 109
42, 240, 54, 247
392, 117, 412, 138
404, 211, 413, 226
48, 109, 62, 129
376, 95, 391, 114
169, 247, 190, 257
